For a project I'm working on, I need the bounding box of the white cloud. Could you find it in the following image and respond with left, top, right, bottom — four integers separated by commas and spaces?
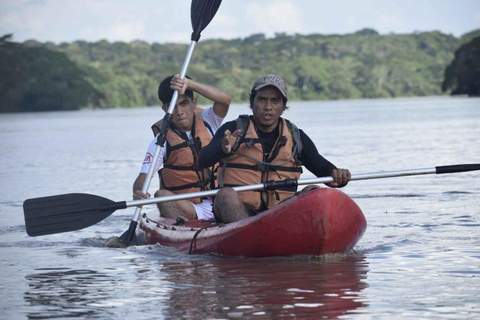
0, 0, 478, 43
209, 12, 239, 28
0, 11, 22, 30
246, 1, 303, 36
206, 12, 239, 39
345, 13, 357, 30
159, 31, 192, 44
375, 14, 404, 31
0, 1, 51, 41
103, 22, 146, 42
474, 10, 480, 24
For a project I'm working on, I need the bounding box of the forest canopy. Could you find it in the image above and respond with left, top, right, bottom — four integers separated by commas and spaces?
442, 33, 480, 96
0, 35, 102, 112
0, 29, 479, 112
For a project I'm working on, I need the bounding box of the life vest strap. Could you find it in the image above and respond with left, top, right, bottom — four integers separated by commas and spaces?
242, 138, 261, 149
169, 136, 202, 151
163, 164, 201, 171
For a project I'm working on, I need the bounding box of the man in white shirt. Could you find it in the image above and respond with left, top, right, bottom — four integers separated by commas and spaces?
133, 74, 231, 220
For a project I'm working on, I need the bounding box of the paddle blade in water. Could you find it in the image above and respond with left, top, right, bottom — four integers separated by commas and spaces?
190, 0, 222, 41
23, 193, 126, 236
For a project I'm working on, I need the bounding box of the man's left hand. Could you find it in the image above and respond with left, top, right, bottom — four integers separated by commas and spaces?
328, 168, 351, 188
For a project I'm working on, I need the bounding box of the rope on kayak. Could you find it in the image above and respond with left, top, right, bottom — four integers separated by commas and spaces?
189, 222, 224, 254
142, 213, 224, 254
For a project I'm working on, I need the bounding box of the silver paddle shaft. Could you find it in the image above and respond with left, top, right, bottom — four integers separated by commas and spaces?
125, 167, 440, 208
131, 41, 197, 222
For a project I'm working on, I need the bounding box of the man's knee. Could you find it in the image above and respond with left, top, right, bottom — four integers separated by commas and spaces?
215, 187, 237, 200
213, 187, 236, 214
154, 189, 174, 197
297, 185, 320, 195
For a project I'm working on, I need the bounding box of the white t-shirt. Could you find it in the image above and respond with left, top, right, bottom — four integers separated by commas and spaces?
140, 105, 223, 174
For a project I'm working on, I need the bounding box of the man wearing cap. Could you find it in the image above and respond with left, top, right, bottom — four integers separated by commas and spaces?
198, 74, 351, 223
133, 74, 231, 220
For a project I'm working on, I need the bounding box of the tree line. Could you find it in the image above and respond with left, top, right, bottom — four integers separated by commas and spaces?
1, 29, 479, 113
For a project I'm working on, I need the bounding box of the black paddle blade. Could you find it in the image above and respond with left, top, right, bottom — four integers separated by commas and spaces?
23, 193, 126, 237
118, 225, 139, 246
191, 0, 222, 41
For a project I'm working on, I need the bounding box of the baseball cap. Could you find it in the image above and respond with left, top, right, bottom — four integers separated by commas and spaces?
252, 74, 287, 98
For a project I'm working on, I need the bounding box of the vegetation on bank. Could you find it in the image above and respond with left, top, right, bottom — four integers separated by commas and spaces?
0, 35, 102, 112
442, 35, 480, 96
1, 29, 479, 113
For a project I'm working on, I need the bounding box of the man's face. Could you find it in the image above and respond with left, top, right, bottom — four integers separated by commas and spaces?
163, 95, 196, 132
251, 86, 285, 132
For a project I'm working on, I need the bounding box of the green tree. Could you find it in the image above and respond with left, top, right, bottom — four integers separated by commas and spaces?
442, 36, 480, 96
0, 35, 27, 112
0, 35, 102, 112
3, 28, 479, 112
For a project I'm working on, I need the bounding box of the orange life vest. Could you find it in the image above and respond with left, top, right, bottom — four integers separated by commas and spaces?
217, 117, 303, 211
152, 111, 213, 204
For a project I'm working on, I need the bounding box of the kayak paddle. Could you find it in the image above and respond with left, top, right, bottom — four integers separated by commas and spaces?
24, 163, 480, 237
120, 0, 222, 244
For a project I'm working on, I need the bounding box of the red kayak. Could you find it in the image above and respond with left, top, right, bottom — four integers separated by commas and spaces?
137, 188, 367, 258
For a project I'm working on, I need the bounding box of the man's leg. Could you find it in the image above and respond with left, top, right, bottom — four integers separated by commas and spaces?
213, 187, 249, 223
154, 189, 197, 220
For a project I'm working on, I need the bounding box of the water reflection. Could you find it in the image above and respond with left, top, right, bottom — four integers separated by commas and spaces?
25, 268, 114, 319
157, 254, 369, 319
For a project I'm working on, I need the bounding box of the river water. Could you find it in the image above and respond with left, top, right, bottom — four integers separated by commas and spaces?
1, 96, 479, 319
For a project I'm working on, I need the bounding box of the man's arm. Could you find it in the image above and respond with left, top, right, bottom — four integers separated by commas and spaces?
300, 130, 336, 177
171, 74, 231, 118
299, 130, 350, 187
199, 121, 237, 168
132, 138, 165, 200
132, 173, 151, 200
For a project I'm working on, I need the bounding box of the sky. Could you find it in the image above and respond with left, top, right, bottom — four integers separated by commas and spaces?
0, 0, 479, 44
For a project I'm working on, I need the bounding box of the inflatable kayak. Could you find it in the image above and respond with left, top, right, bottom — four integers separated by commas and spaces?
137, 188, 367, 258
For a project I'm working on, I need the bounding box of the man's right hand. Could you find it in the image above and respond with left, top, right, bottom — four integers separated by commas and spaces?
133, 190, 151, 200
170, 74, 188, 95
222, 129, 241, 154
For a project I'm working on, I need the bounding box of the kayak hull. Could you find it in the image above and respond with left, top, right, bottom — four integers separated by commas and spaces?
138, 188, 367, 258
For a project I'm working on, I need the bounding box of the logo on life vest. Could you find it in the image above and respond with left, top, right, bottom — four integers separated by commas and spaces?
143, 152, 153, 165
